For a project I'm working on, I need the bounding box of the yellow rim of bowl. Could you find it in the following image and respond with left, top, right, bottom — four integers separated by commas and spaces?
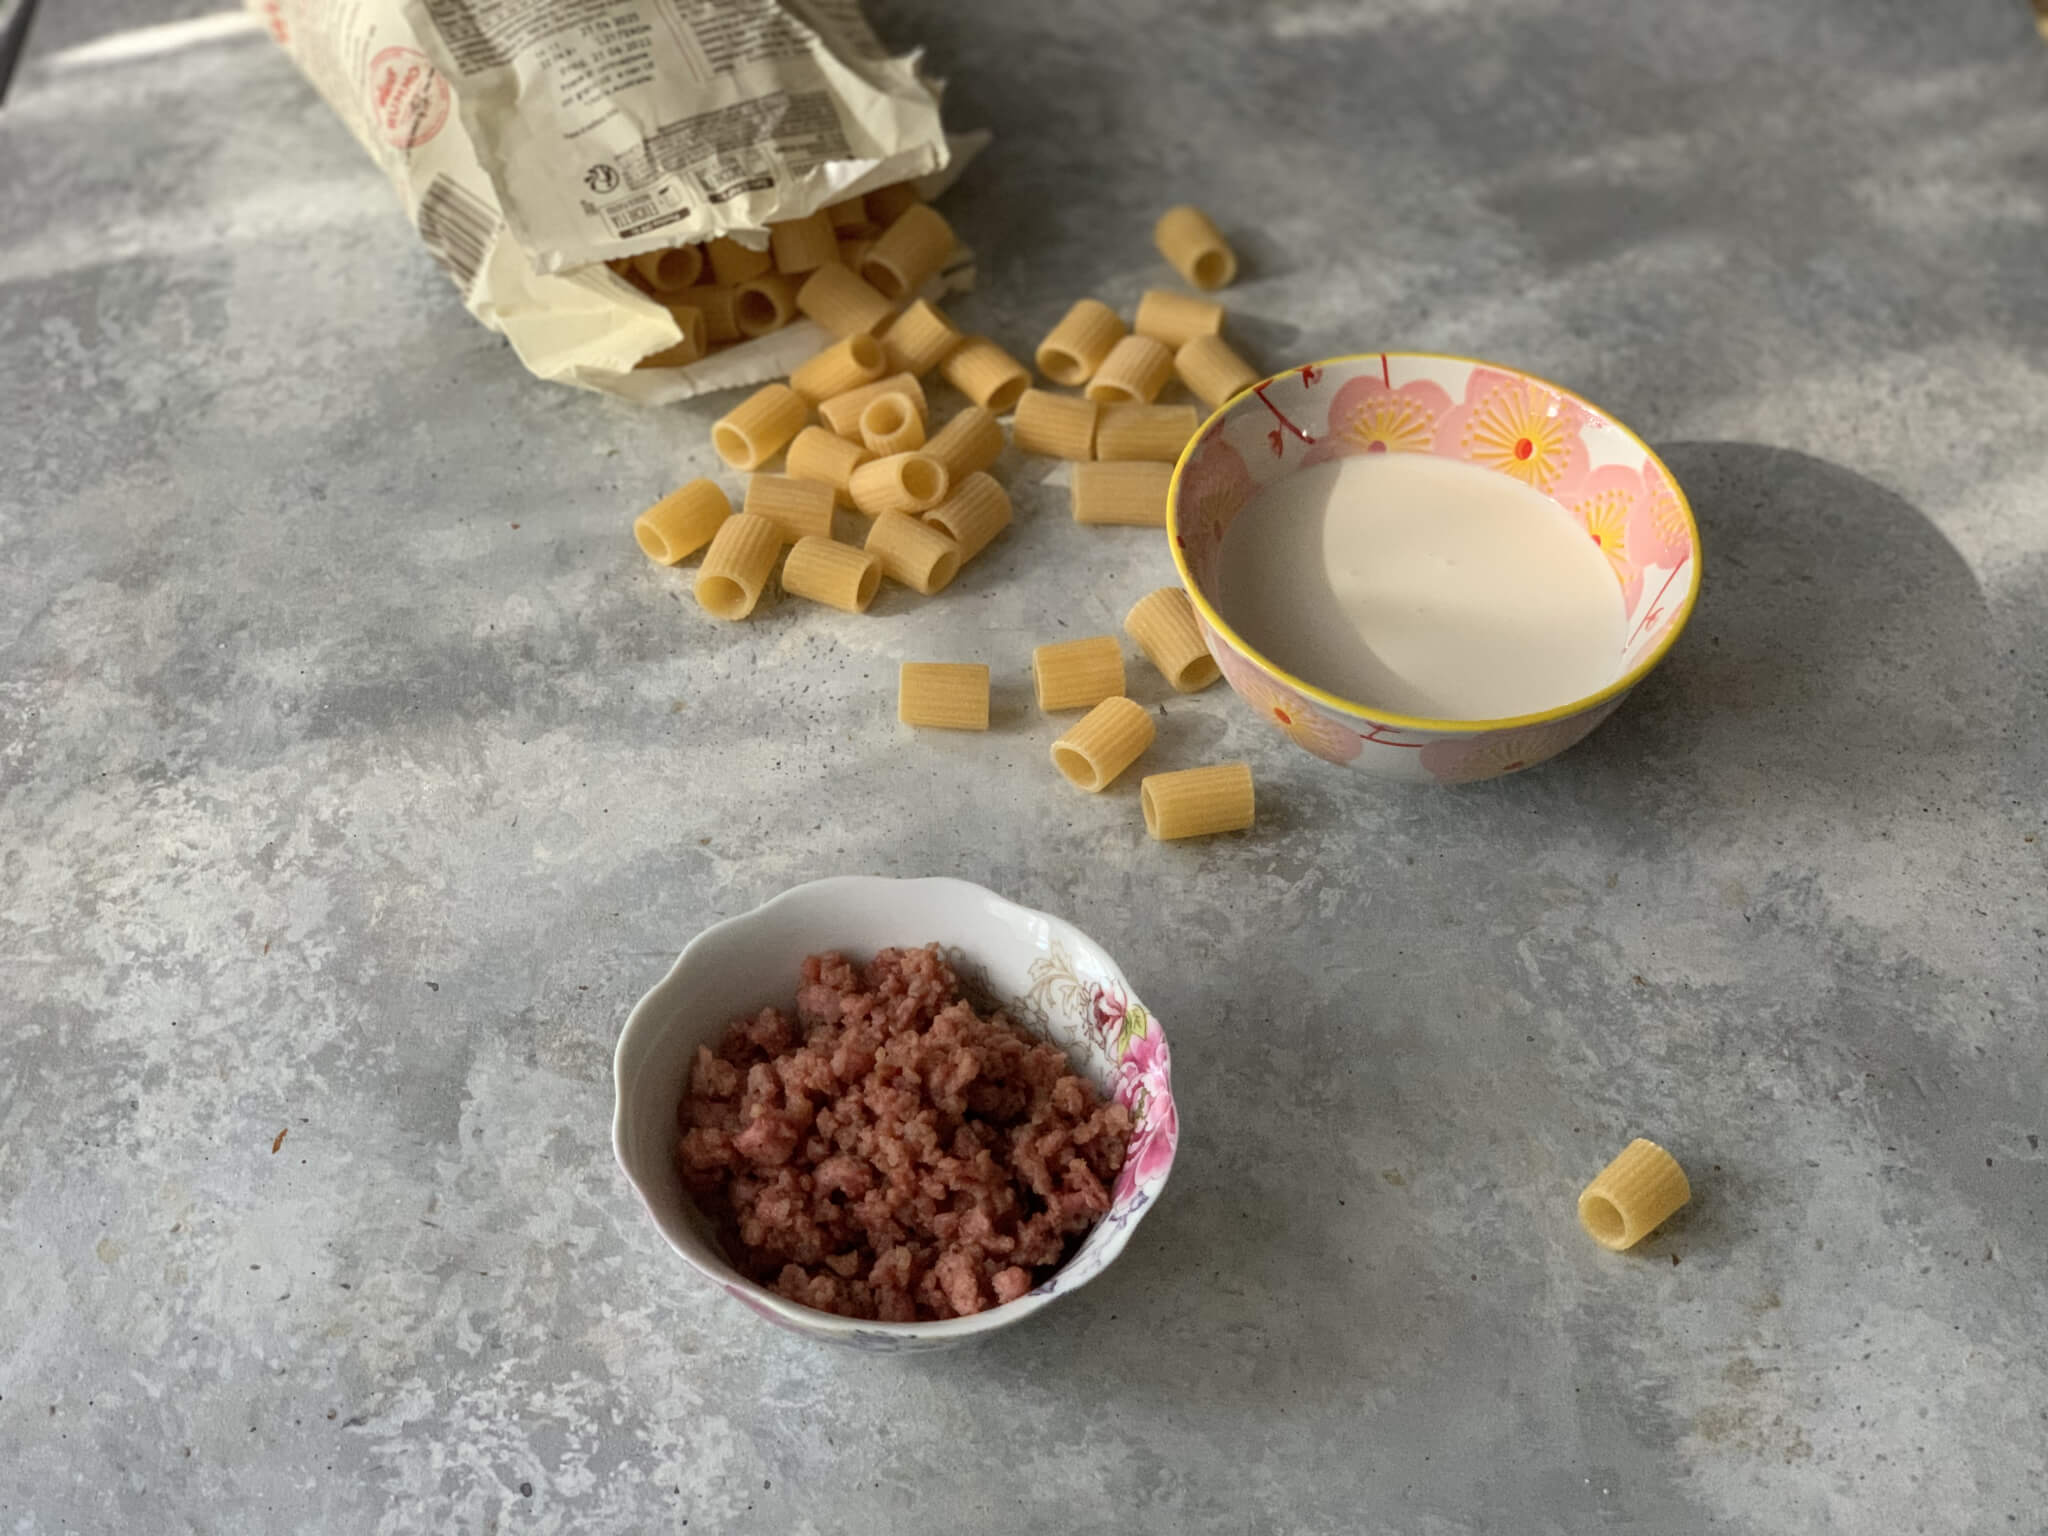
1165, 350, 1705, 736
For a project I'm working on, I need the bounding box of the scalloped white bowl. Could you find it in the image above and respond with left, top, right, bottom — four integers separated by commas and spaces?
612, 876, 1179, 1351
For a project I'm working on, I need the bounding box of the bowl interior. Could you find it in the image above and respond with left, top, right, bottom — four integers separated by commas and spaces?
613, 876, 1177, 1346
1169, 352, 1701, 734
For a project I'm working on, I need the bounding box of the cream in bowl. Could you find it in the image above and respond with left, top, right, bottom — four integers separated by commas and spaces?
1168, 353, 1702, 782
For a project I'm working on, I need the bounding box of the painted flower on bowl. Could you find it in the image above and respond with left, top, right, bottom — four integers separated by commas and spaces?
1305, 374, 1455, 464
1554, 462, 1649, 611
1213, 640, 1364, 763
1417, 699, 1622, 784
1113, 1018, 1178, 1203
1175, 431, 1254, 584
1434, 366, 1589, 494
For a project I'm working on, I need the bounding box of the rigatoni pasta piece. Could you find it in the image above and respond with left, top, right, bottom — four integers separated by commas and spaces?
713, 383, 808, 471
789, 333, 886, 404
1011, 389, 1099, 460
923, 473, 1011, 560
818, 372, 927, 438
1175, 335, 1259, 409
1095, 403, 1198, 462
1141, 762, 1255, 840
1072, 461, 1172, 527
631, 245, 705, 293
1086, 335, 1175, 405
924, 407, 1004, 480
880, 300, 962, 377
693, 513, 782, 620
865, 181, 922, 227
673, 286, 740, 344
781, 536, 880, 613
743, 474, 836, 544
941, 336, 1031, 413
898, 661, 988, 731
859, 391, 927, 456
795, 263, 896, 338
1050, 696, 1156, 792
865, 512, 960, 594
635, 305, 707, 369
1153, 204, 1238, 290
847, 451, 949, 516
1133, 289, 1225, 350
770, 211, 838, 274
633, 478, 730, 565
824, 196, 872, 235
706, 236, 773, 285
734, 272, 802, 337
861, 204, 955, 300
836, 237, 874, 275
784, 426, 872, 507
1032, 635, 1125, 712
1124, 587, 1220, 692
1578, 1139, 1691, 1252
1035, 299, 1126, 387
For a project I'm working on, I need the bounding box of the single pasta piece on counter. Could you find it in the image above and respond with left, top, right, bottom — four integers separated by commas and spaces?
795, 263, 896, 338
770, 210, 838, 274
1153, 204, 1238, 290
733, 273, 801, 337
1175, 334, 1259, 409
1141, 762, 1255, 840
781, 536, 880, 613
861, 204, 956, 301
848, 451, 949, 516
1086, 335, 1175, 405
859, 391, 928, 456
1011, 389, 1099, 460
880, 300, 963, 377
923, 473, 1011, 561
633, 478, 730, 565
899, 662, 989, 730
789, 333, 886, 404
866, 512, 960, 594
1095, 403, 1197, 462
923, 407, 1004, 481
784, 426, 872, 507
1124, 587, 1220, 692
1035, 299, 1126, 387
941, 336, 1031, 413
1032, 635, 1124, 712
631, 245, 704, 293
694, 513, 783, 620
1578, 1139, 1691, 1252
820, 372, 927, 439
713, 384, 807, 471
706, 236, 773, 286
743, 474, 836, 544
1133, 288, 1225, 350
1050, 696, 1156, 792
1071, 461, 1172, 527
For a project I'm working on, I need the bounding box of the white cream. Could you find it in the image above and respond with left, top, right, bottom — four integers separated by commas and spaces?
1215, 454, 1625, 720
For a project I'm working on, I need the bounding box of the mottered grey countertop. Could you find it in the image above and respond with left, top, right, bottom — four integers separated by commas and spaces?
2, 1, 2044, 1531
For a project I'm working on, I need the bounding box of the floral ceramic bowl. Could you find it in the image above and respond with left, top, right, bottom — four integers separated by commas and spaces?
1167, 352, 1702, 783
612, 876, 1178, 1351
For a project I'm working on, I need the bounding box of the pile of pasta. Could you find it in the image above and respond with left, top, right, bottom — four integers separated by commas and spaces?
631, 201, 1262, 840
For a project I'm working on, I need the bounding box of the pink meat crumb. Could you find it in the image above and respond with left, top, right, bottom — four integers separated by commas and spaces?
677, 945, 1131, 1322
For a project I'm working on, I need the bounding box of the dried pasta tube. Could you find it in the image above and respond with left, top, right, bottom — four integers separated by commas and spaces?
633, 478, 730, 565
1035, 299, 1126, 387
898, 662, 988, 731
847, 452, 949, 516
824, 196, 872, 235
635, 306, 707, 369
674, 286, 740, 344
1578, 1140, 1691, 1252
1175, 335, 1259, 409
1086, 335, 1175, 405
693, 513, 782, 620
785, 426, 872, 507
1095, 403, 1198, 462
789, 333, 886, 404
836, 237, 874, 275
1051, 696, 1156, 792
818, 372, 927, 438
923, 407, 1004, 481
859, 391, 928, 456
713, 383, 808, 471
631, 245, 705, 294
941, 336, 1030, 413
1124, 587, 1220, 692
1072, 461, 1172, 527
1133, 289, 1225, 350
770, 211, 838, 274
923, 473, 1011, 561
1153, 204, 1238, 290
795, 263, 896, 338
861, 205, 955, 300
734, 273, 802, 338
781, 536, 880, 613
706, 236, 773, 285
865, 182, 922, 226
743, 474, 836, 544
1141, 762, 1255, 839
865, 512, 960, 594
1032, 635, 1125, 712
880, 300, 962, 377
1011, 390, 1099, 460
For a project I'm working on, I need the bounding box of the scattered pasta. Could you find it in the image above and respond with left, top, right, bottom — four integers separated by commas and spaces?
784, 426, 871, 507
1153, 204, 1237, 290
743, 474, 836, 544
899, 661, 989, 730
795, 263, 896, 338
1095, 403, 1197, 462
923, 473, 1011, 561
634, 478, 731, 565
859, 392, 928, 456
941, 336, 1031, 413
713, 383, 808, 471
706, 236, 773, 286
848, 451, 950, 516
924, 407, 1005, 481
694, 513, 782, 620
1578, 1140, 1691, 1252
820, 372, 928, 439
1141, 762, 1255, 840
789, 333, 886, 404
1035, 299, 1125, 387
1011, 389, 1099, 460
1050, 696, 1156, 792
1072, 461, 1173, 527
861, 204, 956, 301
770, 210, 838, 274
781, 536, 880, 613
866, 512, 961, 594
1124, 587, 1220, 692
880, 300, 963, 377
1085, 335, 1175, 405
1133, 289, 1225, 351
1032, 635, 1125, 712
1175, 334, 1259, 409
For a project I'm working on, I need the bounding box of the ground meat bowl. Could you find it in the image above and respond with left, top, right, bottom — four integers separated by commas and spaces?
677, 945, 1138, 1323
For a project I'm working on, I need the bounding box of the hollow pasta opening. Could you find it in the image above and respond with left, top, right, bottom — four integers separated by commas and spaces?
633, 520, 673, 564
697, 575, 748, 618
1580, 1193, 1627, 1247
926, 551, 959, 592
864, 397, 909, 437
1174, 655, 1221, 691
853, 562, 881, 609
1088, 382, 1136, 406
984, 374, 1026, 414
1051, 744, 1101, 791
1139, 781, 1161, 837
736, 288, 783, 335
652, 248, 700, 289
900, 458, 943, 503
1191, 249, 1234, 289
712, 423, 753, 467
861, 257, 907, 301
1040, 348, 1084, 387
846, 333, 883, 370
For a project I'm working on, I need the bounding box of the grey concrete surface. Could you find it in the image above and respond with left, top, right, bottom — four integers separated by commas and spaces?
3, 1, 2045, 1531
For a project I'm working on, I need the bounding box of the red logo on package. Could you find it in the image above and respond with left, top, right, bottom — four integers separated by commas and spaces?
369, 47, 449, 150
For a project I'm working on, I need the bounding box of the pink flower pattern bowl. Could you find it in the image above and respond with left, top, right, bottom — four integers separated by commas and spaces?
1167, 353, 1702, 783
613, 877, 1177, 1350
